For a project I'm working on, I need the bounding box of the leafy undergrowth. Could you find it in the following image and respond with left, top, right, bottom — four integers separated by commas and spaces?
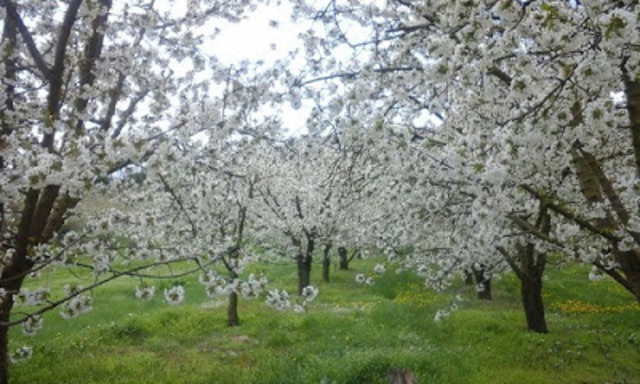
9, 259, 640, 384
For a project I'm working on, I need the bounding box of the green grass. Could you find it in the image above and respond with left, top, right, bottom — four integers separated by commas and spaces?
8, 258, 640, 384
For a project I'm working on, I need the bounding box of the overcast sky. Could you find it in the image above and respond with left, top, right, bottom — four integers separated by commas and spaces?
205, 2, 304, 65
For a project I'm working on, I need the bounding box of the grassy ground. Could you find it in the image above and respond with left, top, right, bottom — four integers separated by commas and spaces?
8, 258, 640, 384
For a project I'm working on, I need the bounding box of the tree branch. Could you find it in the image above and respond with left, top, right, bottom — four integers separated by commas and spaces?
520, 184, 620, 243
43, 0, 84, 151
158, 174, 197, 238
2, 0, 52, 79
1, 257, 213, 327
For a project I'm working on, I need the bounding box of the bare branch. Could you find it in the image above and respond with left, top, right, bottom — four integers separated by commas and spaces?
158, 174, 197, 238
1, 257, 214, 328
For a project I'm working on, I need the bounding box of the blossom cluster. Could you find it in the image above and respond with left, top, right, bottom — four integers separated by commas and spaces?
199, 271, 268, 300
59, 285, 93, 319
265, 285, 319, 313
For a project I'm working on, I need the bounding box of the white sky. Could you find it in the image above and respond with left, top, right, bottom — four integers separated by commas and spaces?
205, 2, 303, 65
202, 2, 311, 136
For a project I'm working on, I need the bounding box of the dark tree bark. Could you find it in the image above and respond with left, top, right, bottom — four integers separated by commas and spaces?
499, 203, 550, 333
296, 252, 312, 295
222, 249, 242, 328
500, 243, 548, 333
520, 270, 548, 333
338, 246, 349, 270
464, 269, 474, 285
472, 266, 492, 301
0, 251, 31, 384
0, 190, 41, 384
0, 15, 16, 383
613, 249, 640, 302
295, 235, 315, 295
338, 246, 359, 270
227, 291, 240, 327
322, 243, 332, 283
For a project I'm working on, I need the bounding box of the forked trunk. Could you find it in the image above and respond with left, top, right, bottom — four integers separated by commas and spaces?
499, 242, 549, 332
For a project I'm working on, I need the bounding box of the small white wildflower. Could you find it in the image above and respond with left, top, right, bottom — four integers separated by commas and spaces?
373, 263, 386, 275
355, 274, 366, 283
365, 277, 375, 286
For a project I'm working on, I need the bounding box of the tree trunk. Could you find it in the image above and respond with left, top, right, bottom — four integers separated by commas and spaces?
615, 249, 640, 302
338, 246, 349, 270
517, 241, 548, 333
0, 222, 36, 384
623, 66, 640, 177
322, 243, 331, 283
296, 253, 312, 295
501, 203, 550, 333
521, 275, 548, 333
464, 269, 474, 285
0, 252, 28, 384
296, 237, 315, 295
472, 267, 492, 300
322, 257, 330, 283
0, 312, 11, 384
500, 242, 548, 333
227, 291, 240, 327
